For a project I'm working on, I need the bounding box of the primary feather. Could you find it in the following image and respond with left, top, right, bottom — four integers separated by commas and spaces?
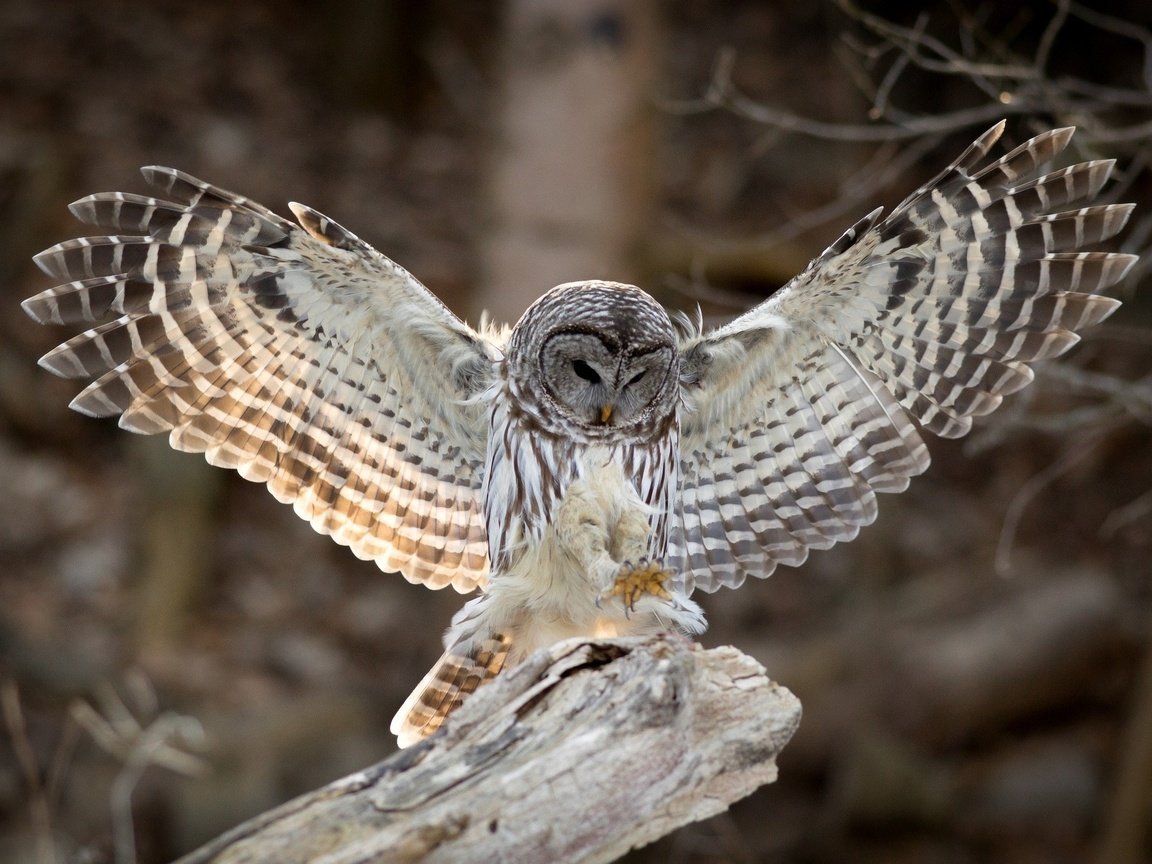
672, 123, 1135, 591
25, 167, 499, 592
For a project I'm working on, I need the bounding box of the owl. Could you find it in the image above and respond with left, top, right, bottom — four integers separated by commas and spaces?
24, 123, 1136, 746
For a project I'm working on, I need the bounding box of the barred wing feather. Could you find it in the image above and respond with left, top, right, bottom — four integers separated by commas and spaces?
673, 123, 1136, 592
24, 167, 497, 592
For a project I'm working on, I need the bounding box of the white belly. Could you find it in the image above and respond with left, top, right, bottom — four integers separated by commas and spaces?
450, 447, 703, 660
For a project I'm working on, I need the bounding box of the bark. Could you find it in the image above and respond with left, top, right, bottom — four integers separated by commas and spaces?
174, 636, 801, 864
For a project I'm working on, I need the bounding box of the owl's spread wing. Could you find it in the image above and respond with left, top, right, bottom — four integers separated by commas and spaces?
24, 167, 498, 592
671, 123, 1136, 592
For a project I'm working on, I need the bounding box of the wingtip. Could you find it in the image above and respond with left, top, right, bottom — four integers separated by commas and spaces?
1109, 202, 1137, 237
984, 119, 1007, 144
956, 120, 1008, 170
1041, 125, 1076, 154
31, 245, 62, 278
1091, 295, 1124, 325
68, 391, 109, 418
66, 193, 98, 217
287, 200, 310, 221
20, 294, 48, 324
289, 201, 359, 249
140, 165, 182, 192
1114, 253, 1140, 283
36, 348, 73, 379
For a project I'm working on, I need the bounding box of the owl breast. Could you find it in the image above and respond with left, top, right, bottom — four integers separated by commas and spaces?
481, 394, 678, 583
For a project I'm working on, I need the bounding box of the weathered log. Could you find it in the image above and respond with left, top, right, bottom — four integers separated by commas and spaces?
175, 636, 801, 864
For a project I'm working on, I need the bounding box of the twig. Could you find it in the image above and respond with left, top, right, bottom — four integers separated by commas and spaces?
995, 430, 1109, 576
1100, 487, 1152, 538
71, 675, 208, 864
2, 680, 56, 864
1034, 0, 1070, 79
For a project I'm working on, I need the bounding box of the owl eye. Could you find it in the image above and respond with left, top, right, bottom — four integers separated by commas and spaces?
572, 359, 601, 384
626, 369, 647, 387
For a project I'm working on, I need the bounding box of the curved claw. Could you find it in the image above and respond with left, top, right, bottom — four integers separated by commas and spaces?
598, 559, 674, 614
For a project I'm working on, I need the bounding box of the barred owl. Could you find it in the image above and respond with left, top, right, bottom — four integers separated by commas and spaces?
24, 123, 1136, 746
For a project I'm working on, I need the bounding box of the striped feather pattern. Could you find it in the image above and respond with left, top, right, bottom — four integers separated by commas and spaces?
675, 123, 1135, 591
390, 633, 511, 748
25, 168, 500, 592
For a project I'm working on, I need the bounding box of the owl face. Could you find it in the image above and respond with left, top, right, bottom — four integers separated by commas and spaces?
506, 281, 680, 440
539, 329, 673, 428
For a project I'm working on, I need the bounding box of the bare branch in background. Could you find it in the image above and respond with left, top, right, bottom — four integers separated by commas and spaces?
661, 0, 1152, 572
72, 672, 208, 864
2, 681, 56, 864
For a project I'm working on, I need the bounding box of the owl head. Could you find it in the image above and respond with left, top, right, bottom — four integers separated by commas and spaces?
505, 281, 680, 441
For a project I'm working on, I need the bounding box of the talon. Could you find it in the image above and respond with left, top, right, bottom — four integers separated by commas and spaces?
600, 560, 675, 613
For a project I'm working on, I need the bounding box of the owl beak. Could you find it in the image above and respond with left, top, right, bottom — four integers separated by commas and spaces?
599, 403, 614, 424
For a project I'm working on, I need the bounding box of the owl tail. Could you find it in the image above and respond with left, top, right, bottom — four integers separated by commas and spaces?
390, 633, 511, 748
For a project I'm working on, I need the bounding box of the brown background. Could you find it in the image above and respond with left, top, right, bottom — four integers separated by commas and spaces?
1, 2, 1150, 862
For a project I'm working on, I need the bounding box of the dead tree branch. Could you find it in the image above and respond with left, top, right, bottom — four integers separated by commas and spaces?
655, 0, 1152, 276
174, 637, 801, 864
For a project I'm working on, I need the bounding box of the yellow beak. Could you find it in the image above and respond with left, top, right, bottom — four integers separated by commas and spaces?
599, 404, 614, 424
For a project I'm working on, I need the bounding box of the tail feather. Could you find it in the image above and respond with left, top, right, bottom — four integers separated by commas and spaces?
390, 633, 511, 748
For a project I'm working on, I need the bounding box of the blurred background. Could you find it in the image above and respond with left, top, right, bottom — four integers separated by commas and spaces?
1, 1, 1150, 862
